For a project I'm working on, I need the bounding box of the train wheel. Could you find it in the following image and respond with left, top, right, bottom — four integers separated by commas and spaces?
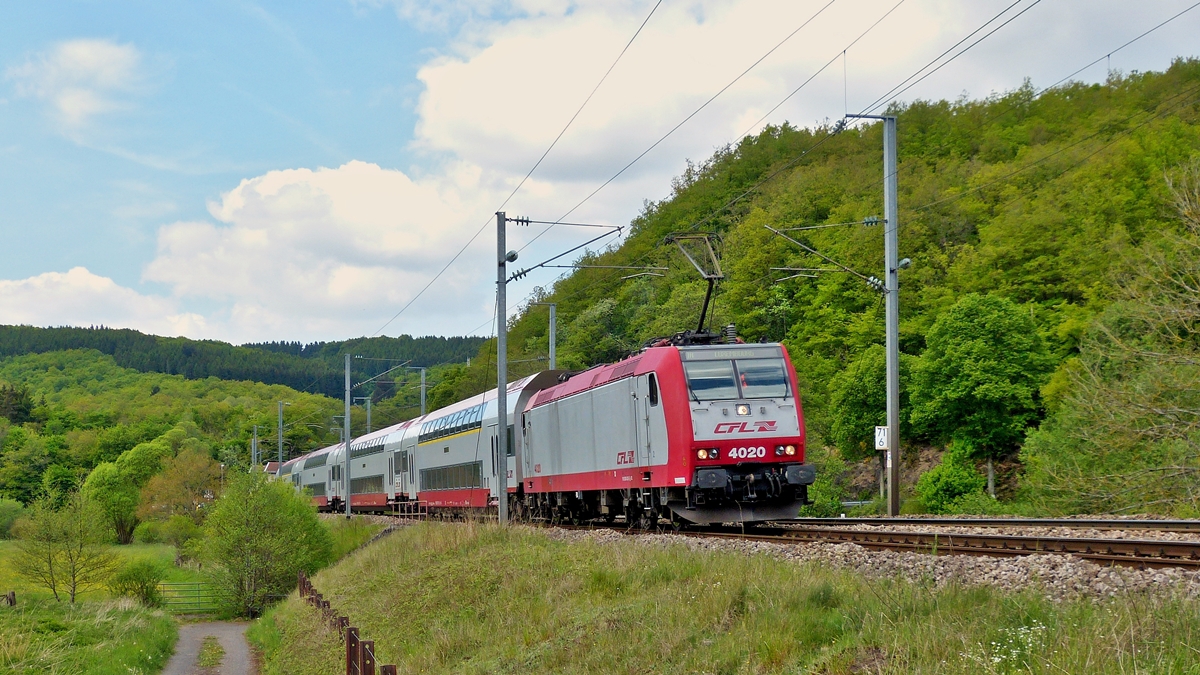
636, 510, 657, 530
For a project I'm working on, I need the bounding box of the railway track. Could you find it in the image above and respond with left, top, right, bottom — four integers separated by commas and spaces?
780, 517, 1200, 532
688, 525, 1200, 570
549, 518, 1200, 570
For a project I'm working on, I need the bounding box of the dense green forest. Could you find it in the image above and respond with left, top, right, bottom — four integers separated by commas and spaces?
0, 350, 352, 503
439, 60, 1200, 515
0, 326, 484, 398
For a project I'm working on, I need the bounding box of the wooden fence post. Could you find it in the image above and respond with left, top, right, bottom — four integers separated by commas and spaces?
360, 640, 376, 675
346, 627, 359, 675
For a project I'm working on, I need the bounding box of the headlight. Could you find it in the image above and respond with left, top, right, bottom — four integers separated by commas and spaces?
697, 449, 708, 460
785, 445, 796, 456
775, 445, 784, 456
735, 404, 751, 416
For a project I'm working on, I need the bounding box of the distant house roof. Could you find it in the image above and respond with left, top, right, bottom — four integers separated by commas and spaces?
263, 462, 280, 473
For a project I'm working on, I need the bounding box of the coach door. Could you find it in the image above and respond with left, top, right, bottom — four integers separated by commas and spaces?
400, 439, 417, 499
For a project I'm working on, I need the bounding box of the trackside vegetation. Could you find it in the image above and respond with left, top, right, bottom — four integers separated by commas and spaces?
249, 523, 1200, 675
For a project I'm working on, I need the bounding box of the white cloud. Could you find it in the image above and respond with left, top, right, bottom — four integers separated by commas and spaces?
0, 267, 205, 337
141, 160, 501, 341
6, 39, 143, 128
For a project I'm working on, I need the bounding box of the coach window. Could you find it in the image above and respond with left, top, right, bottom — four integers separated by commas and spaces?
648, 374, 659, 406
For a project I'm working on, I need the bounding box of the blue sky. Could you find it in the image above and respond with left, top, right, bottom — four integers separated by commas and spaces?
2, 1, 435, 284
2, 1, 1198, 343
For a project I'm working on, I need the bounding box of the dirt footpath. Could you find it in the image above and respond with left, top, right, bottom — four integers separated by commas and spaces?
162, 621, 253, 675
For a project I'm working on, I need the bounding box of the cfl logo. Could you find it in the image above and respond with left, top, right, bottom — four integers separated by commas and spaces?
714, 421, 778, 434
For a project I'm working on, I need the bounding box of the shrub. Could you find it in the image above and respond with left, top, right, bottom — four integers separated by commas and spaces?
915, 446, 986, 514
0, 498, 24, 538
202, 472, 333, 617
133, 520, 164, 544
163, 514, 201, 562
797, 445, 848, 518
109, 559, 167, 606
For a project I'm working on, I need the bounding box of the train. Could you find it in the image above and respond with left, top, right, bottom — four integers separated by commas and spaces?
278, 331, 814, 526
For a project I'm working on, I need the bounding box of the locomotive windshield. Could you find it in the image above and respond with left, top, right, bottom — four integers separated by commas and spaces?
683, 355, 791, 400
683, 360, 738, 400
736, 359, 789, 398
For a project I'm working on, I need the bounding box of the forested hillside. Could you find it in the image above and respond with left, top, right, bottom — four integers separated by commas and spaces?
443, 60, 1200, 515
0, 350, 352, 505
0, 326, 484, 398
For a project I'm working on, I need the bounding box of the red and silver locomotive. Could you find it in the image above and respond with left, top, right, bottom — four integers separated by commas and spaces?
281, 333, 813, 526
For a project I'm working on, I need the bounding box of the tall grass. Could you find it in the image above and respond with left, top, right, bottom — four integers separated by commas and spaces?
0, 597, 176, 673
250, 523, 1200, 674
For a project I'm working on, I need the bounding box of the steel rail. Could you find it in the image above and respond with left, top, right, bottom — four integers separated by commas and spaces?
686, 525, 1200, 570
549, 521, 1200, 570
779, 517, 1200, 532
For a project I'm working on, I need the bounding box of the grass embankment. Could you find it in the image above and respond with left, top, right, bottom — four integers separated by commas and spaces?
325, 516, 385, 561
249, 523, 1200, 674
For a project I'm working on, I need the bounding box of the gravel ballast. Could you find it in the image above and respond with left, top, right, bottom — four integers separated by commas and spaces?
537, 526, 1200, 602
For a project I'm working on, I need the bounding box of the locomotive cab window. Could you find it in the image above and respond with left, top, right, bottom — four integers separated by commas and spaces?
683, 360, 738, 400
736, 359, 789, 398
683, 354, 791, 401
648, 374, 659, 406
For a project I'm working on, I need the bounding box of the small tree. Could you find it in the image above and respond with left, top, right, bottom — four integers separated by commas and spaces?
13, 492, 116, 602
13, 499, 63, 601
138, 446, 221, 523
202, 472, 333, 617
910, 294, 1052, 496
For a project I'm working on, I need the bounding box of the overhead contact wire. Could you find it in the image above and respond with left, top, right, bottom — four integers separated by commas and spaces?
370, 0, 664, 337
865, 0, 1045, 114
518, 0, 842, 253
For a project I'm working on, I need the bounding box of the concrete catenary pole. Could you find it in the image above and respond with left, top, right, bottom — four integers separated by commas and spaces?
883, 115, 901, 518
420, 368, 426, 416
277, 401, 284, 472
366, 397, 372, 434
344, 353, 352, 518
496, 211, 510, 525
252, 425, 258, 470
548, 303, 557, 370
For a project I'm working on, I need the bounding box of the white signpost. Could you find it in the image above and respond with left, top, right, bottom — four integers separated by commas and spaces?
874, 425, 889, 452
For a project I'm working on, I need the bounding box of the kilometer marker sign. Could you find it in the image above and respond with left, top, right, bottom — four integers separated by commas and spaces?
874, 425, 889, 451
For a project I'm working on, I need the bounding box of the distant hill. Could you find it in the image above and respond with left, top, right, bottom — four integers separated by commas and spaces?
0, 326, 485, 398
